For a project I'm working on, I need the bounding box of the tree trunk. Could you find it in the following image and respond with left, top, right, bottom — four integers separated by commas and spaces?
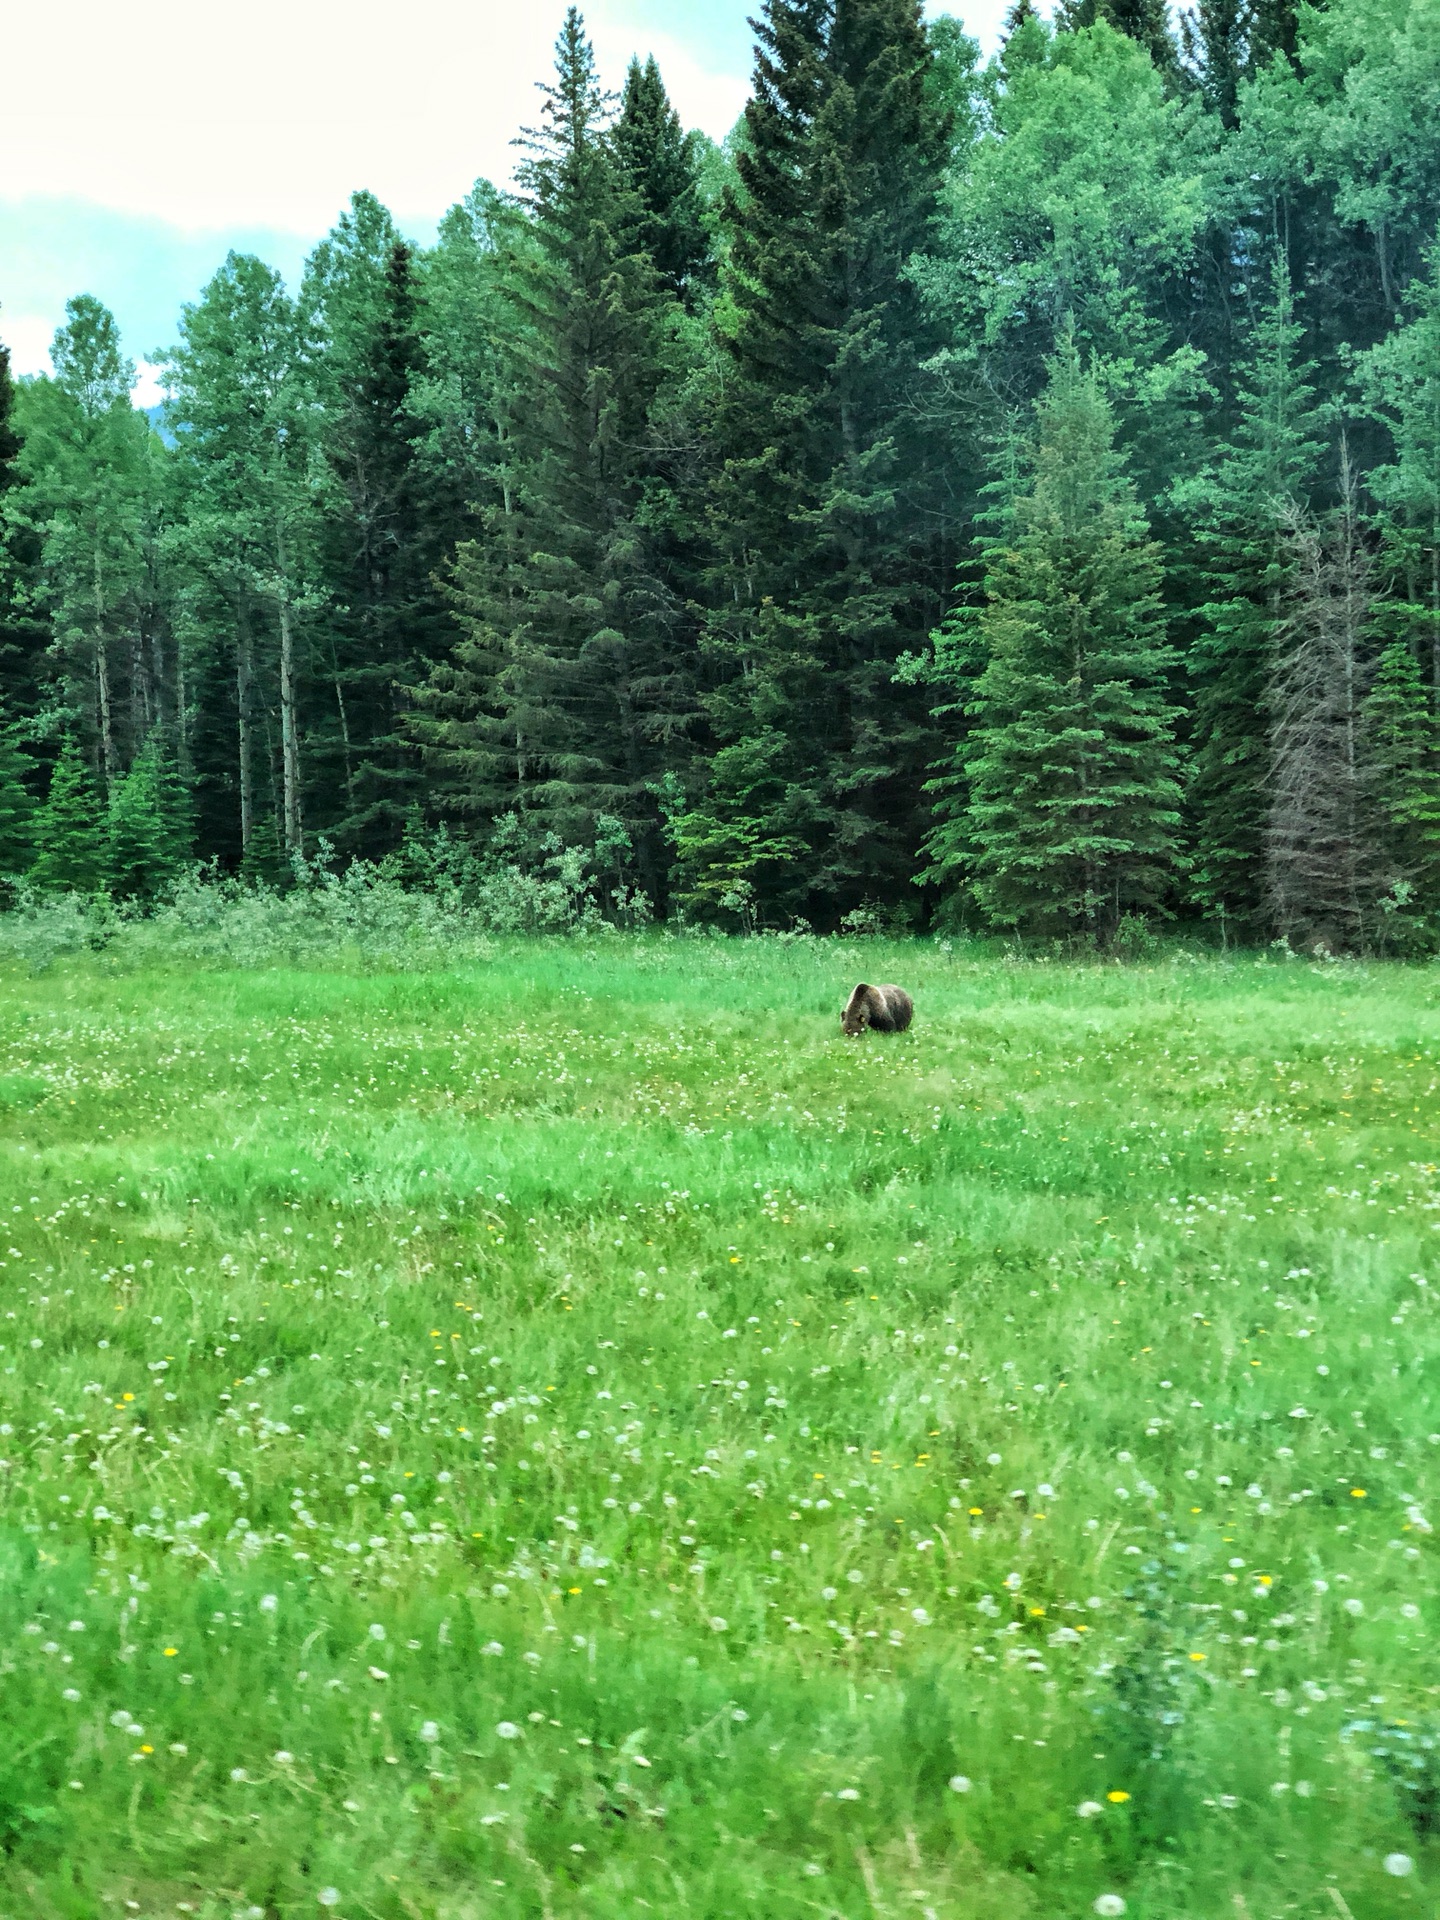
236, 615, 255, 859
93, 543, 116, 789
275, 525, 303, 857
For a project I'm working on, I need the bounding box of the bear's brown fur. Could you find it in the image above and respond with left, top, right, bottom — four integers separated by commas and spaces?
841, 983, 914, 1036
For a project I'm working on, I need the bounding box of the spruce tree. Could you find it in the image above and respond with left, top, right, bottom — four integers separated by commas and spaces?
1359, 244, 1440, 698
416, 11, 696, 902
1179, 0, 1250, 124
0, 708, 35, 881
1248, 0, 1300, 68
0, 334, 46, 766
106, 735, 193, 903
1179, 259, 1327, 938
923, 338, 1183, 938
302, 196, 453, 856
615, 57, 712, 305
1365, 640, 1440, 931
31, 737, 107, 892
686, 0, 952, 924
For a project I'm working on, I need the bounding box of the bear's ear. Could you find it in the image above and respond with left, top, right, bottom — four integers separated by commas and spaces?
853, 983, 870, 995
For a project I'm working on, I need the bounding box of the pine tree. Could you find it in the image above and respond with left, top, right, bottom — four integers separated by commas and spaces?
615, 57, 712, 305
31, 737, 107, 892
685, 0, 952, 924
1265, 460, 1375, 953
923, 337, 1183, 938
416, 11, 696, 901
1179, 258, 1327, 938
1365, 640, 1440, 932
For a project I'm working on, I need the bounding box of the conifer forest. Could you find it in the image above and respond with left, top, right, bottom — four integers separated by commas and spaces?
4, 0, 1440, 951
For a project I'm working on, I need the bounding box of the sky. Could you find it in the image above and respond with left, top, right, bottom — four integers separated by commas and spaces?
0, 0, 1008, 406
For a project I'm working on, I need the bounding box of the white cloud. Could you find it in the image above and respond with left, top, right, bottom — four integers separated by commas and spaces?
2, 314, 62, 380
0, 1, 751, 236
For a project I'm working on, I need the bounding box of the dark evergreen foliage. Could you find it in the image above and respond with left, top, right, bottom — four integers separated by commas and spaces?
681, 0, 953, 925
413, 9, 697, 905
31, 738, 107, 893
615, 56, 713, 305
924, 340, 1183, 937
4, 0, 1440, 950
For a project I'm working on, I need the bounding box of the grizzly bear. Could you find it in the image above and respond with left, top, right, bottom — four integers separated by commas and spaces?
840, 983, 914, 1036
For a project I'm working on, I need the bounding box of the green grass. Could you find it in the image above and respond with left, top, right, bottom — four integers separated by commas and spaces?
0, 934, 1435, 1919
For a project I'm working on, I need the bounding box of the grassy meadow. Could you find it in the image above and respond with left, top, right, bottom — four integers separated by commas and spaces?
0, 933, 1435, 1919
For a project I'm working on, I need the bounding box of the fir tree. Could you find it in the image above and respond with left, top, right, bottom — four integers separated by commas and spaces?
924, 338, 1183, 938
1179, 258, 1327, 938
1365, 640, 1440, 931
687, 0, 952, 924
31, 737, 107, 892
615, 57, 712, 305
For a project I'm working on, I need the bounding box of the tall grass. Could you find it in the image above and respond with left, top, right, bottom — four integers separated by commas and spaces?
0, 934, 1433, 1916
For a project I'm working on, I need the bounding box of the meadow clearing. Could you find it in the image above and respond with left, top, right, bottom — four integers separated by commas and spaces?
0, 931, 1434, 1920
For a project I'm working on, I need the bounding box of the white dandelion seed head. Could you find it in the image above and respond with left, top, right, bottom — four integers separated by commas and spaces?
318, 1892, 342, 1910
419, 1721, 440, 1744
1094, 1897, 1127, 1917
986, 1452, 1002, 1465
367, 1623, 386, 1641
259, 1594, 278, 1613
1344, 1598, 1364, 1616
273, 1750, 294, 1765
1077, 1801, 1103, 1818
949, 1774, 972, 1793
836, 1787, 860, 1801
496, 1721, 521, 1740
709, 1616, 728, 1632
1383, 1854, 1415, 1878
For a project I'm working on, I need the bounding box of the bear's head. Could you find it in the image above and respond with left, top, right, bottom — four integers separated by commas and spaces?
841, 985, 872, 1036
